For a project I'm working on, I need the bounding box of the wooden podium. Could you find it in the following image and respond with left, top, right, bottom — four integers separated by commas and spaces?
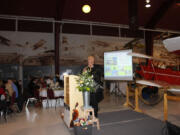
64, 75, 84, 127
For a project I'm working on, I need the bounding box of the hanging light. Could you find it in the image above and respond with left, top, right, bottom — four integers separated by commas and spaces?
176, 0, 180, 6
82, 4, 91, 14
145, 3, 151, 8
145, 0, 151, 8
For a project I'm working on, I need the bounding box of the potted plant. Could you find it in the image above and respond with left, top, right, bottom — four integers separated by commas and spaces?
76, 69, 95, 109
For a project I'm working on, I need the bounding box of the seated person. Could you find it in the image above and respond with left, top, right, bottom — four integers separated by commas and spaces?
0, 80, 6, 100
5, 80, 14, 97
39, 77, 47, 88
0, 80, 8, 117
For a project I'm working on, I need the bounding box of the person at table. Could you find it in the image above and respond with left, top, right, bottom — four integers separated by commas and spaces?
8, 79, 19, 98
83, 55, 104, 117
39, 77, 47, 88
0, 80, 8, 118
4, 79, 20, 112
54, 75, 60, 88
5, 80, 14, 97
0, 80, 6, 98
9, 79, 24, 111
55, 75, 63, 88
28, 78, 39, 97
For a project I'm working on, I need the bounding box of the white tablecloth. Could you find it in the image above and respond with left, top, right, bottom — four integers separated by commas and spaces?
39, 89, 64, 97
39, 89, 64, 108
54, 90, 64, 97
39, 89, 47, 97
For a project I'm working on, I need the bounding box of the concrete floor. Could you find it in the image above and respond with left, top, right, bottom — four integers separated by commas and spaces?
0, 107, 70, 135
0, 92, 180, 135
99, 92, 180, 126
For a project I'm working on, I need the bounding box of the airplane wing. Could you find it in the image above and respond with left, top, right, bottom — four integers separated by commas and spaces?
128, 52, 151, 59
128, 52, 169, 62
136, 80, 163, 88
136, 79, 180, 95
167, 88, 180, 95
163, 36, 180, 55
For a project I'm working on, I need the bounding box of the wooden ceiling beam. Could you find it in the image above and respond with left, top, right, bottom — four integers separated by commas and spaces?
54, 0, 66, 74
146, 0, 175, 28
145, 0, 175, 56
128, 0, 138, 36
55, 0, 66, 20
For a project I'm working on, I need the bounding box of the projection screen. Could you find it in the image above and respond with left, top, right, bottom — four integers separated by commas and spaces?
104, 50, 133, 80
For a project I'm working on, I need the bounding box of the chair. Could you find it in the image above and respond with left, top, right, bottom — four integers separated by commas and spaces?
25, 98, 37, 108
53, 90, 64, 109
11, 92, 20, 113
0, 99, 8, 122
47, 89, 55, 99
26, 90, 39, 108
40, 89, 48, 108
47, 89, 55, 107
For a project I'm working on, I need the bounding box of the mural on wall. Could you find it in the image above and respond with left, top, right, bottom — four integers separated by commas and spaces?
153, 42, 179, 66
61, 34, 145, 65
0, 32, 178, 67
0, 31, 54, 65
60, 34, 179, 67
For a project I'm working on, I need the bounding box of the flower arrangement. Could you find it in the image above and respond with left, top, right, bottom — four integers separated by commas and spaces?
76, 69, 95, 92
73, 117, 92, 127
73, 117, 93, 135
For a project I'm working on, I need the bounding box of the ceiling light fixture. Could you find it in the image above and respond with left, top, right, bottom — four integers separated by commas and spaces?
145, 0, 151, 8
82, 4, 91, 14
145, 3, 151, 8
176, 0, 180, 6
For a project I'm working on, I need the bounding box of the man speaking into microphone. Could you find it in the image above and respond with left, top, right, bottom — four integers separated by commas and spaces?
82, 55, 104, 117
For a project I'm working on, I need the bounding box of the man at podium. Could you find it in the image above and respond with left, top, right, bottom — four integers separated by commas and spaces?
83, 55, 104, 117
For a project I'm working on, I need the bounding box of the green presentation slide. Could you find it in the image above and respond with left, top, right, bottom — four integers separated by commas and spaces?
104, 50, 133, 80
